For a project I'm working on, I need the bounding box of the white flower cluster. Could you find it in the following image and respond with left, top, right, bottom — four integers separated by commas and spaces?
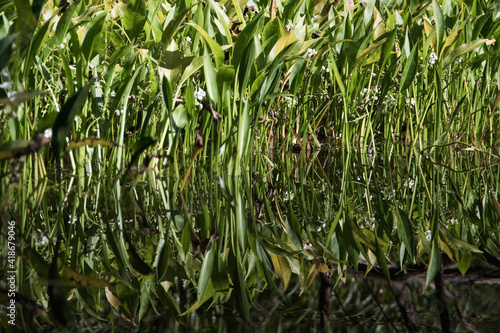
68, 215, 77, 224
424, 230, 431, 241
34, 232, 50, 247
44, 128, 53, 139
394, 40, 401, 53
381, 189, 396, 201
321, 65, 330, 72
0, 81, 12, 89
405, 97, 416, 108
317, 222, 326, 232
428, 52, 438, 65
115, 109, 124, 116
283, 191, 294, 201
382, 94, 397, 107
283, 96, 297, 108
403, 179, 415, 189
360, 86, 380, 101
307, 48, 318, 56
194, 87, 206, 101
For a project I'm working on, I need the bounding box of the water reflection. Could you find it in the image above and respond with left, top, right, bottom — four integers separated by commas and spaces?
3, 144, 500, 332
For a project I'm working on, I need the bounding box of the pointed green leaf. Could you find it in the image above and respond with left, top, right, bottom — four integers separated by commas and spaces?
81, 11, 107, 62
399, 42, 419, 93
443, 39, 488, 67
122, 0, 146, 40
394, 209, 415, 259
197, 248, 215, 302
433, 0, 444, 53
232, 11, 264, 68
425, 237, 440, 290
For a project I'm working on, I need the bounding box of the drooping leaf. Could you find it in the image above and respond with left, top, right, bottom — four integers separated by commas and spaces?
394, 209, 415, 260
187, 22, 224, 69
105, 284, 135, 324
270, 253, 292, 290
197, 248, 215, 302
443, 39, 489, 67
424, 237, 440, 290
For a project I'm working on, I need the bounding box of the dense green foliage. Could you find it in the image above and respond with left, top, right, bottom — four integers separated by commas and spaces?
1, 0, 499, 331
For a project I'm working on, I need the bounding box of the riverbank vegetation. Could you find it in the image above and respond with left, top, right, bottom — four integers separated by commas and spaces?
1, 0, 499, 331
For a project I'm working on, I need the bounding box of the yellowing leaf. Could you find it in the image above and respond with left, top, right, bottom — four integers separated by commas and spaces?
302, 262, 319, 295
276, 31, 297, 57
105, 285, 135, 324
373, 6, 385, 40
438, 237, 455, 262
423, 17, 433, 36
440, 29, 463, 59
270, 253, 292, 290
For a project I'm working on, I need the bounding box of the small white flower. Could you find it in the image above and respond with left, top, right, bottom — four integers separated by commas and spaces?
1, 68, 9, 76
74, 116, 81, 122
0, 81, 12, 89
115, 109, 124, 116
7, 90, 17, 101
44, 128, 53, 139
321, 65, 330, 72
60, 43, 65, 49
257, 34, 262, 40
283, 191, 294, 201
186, 36, 191, 42
35, 233, 49, 247
458, 57, 462, 63
68, 215, 77, 224
404, 179, 415, 189
194, 87, 206, 101
307, 48, 318, 56
428, 52, 438, 66
425, 230, 432, 241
